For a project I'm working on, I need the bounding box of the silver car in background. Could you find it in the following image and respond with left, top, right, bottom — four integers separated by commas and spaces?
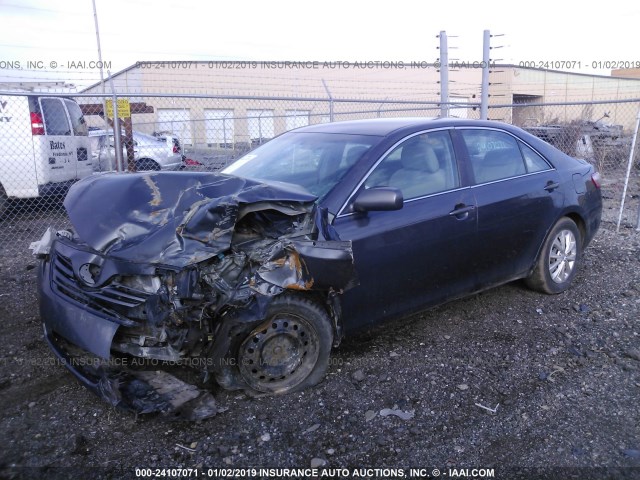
89, 129, 183, 171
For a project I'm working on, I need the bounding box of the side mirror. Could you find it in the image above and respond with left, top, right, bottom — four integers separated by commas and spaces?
353, 187, 403, 212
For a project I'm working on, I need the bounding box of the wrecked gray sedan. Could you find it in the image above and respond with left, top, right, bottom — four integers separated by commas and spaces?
34, 172, 356, 419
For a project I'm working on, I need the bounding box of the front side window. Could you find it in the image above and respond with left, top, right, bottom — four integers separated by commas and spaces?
365, 130, 459, 200
461, 129, 527, 184
40, 98, 71, 136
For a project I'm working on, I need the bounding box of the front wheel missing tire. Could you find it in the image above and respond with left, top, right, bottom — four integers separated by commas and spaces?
236, 294, 333, 395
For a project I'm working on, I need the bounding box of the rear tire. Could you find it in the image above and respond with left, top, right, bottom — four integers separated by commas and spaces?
525, 217, 582, 294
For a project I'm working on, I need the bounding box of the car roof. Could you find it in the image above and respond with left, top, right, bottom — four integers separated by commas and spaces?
291, 117, 582, 168
88, 129, 162, 142
292, 117, 523, 137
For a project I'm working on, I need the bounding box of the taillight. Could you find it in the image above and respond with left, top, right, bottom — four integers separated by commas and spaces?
591, 172, 601, 189
173, 144, 179, 153
183, 158, 202, 166
30, 112, 44, 135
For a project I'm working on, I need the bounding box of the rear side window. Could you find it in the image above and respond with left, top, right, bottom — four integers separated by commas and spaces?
461, 129, 526, 184
64, 99, 88, 136
40, 98, 71, 136
519, 142, 550, 173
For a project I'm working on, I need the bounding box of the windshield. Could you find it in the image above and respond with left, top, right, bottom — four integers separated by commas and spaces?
223, 132, 379, 200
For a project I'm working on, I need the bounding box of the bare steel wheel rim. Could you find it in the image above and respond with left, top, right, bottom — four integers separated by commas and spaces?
548, 229, 577, 284
238, 314, 319, 392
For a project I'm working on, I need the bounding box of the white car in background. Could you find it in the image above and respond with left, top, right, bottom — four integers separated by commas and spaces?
89, 129, 183, 172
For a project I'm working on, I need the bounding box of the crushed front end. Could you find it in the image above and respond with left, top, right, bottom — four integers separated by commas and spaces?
33, 172, 356, 419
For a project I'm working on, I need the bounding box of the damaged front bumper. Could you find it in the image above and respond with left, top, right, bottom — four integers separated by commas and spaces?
34, 172, 357, 418
38, 239, 219, 420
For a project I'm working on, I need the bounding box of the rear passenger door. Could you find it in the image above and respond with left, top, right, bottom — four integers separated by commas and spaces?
37, 97, 92, 183
37, 97, 77, 184
457, 128, 564, 287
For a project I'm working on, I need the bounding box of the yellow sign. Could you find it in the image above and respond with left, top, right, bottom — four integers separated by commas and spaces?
105, 99, 131, 118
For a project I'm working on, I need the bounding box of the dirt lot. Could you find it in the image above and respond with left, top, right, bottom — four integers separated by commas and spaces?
0, 175, 639, 480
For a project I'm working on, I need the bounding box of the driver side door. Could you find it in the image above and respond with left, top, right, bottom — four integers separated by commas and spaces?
331, 129, 478, 331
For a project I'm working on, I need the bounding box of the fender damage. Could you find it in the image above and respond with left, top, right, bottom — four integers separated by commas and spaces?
33, 172, 356, 420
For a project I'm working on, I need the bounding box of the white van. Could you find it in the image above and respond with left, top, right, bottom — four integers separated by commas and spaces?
0, 94, 94, 214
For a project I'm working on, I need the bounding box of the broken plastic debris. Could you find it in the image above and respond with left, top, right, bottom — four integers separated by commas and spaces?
29, 227, 56, 256
379, 408, 415, 420
99, 369, 219, 421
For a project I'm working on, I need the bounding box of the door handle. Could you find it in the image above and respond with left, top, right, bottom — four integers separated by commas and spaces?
449, 204, 476, 219
544, 181, 560, 192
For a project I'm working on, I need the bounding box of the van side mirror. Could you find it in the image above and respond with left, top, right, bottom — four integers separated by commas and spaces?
353, 187, 403, 212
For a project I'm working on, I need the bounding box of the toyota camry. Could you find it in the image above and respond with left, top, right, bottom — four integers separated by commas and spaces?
33, 118, 602, 418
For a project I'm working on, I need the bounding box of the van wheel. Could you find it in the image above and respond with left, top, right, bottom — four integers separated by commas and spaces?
235, 294, 333, 395
0, 185, 8, 219
135, 159, 161, 171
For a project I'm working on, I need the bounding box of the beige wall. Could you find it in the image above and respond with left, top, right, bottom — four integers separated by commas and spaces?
487, 67, 640, 129
612, 68, 640, 79
82, 62, 482, 146
84, 61, 482, 101
81, 62, 640, 144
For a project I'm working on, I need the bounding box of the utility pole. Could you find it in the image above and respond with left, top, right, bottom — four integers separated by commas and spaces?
480, 30, 490, 120
439, 31, 449, 118
91, 0, 105, 94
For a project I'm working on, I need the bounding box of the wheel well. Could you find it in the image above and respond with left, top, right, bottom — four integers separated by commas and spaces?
564, 212, 586, 247
136, 158, 160, 169
294, 290, 344, 346
528, 213, 586, 277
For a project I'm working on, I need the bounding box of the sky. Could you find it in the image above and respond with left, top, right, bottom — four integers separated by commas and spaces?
1, 0, 639, 90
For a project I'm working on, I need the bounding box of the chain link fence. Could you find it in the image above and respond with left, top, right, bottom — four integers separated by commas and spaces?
0, 91, 638, 262
488, 99, 640, 175
76, 94, 479, 172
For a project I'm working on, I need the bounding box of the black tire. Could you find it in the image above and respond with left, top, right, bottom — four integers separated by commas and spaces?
525, 217, 582, 294
235, 294, 333, 395
135, 159, 161, 171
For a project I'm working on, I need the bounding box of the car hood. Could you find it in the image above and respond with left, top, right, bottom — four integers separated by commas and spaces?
64, 172, 319, 267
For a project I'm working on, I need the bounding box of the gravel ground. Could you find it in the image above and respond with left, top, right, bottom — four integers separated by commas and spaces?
0, 174, 639, 480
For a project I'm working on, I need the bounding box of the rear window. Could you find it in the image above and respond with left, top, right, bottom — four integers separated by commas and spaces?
64, 99, 88, 136
41, 98, 71, 136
